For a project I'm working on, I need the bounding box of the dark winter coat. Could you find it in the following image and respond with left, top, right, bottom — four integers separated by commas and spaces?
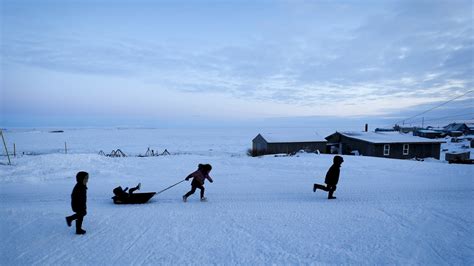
324, 164, 341, 186
185, 170, 213, 185
71, 183, 87, 213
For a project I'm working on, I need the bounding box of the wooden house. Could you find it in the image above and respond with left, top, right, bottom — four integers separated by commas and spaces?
443, 123, 474, 135
414, 129, 445, 139
325, 131, 445, 160
252, 133, 327, 156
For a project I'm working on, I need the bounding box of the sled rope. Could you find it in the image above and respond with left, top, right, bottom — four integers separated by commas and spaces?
156, 179, 186, 195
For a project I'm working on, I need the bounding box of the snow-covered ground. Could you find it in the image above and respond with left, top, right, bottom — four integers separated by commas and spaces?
0, 128, 473, 264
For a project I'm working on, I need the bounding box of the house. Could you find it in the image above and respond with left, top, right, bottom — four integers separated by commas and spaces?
445, 151, 471, 163
325, 131, 445, 160
375, 128, 396, 132
443, 123, 474, 136
393, 125, 419, 133
252, 133, 327, 156
413, 129, 445, 139
446, 131, 463, 137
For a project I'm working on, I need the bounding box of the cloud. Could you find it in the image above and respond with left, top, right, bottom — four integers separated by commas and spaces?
1, 0, 473, 119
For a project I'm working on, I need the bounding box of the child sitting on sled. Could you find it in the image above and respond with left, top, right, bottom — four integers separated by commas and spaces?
112, 183, 156, 204
113, 183, 141, 199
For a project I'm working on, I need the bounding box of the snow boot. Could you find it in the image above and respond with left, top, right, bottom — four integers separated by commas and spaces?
314, 184, 328, 192
75, 216, 86, 234
328, 190, 336, 199
65, 216, 72, 227
182, 195, 187, 202
200, 197, 207, 202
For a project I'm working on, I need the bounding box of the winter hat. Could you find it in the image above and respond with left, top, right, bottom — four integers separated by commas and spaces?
76, 171, 89, 183
333, 156, 344, 164
198, 164, 212, 172
203, 164, 212, 172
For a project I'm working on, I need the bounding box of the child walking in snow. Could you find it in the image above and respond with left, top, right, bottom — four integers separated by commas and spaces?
183, 164, 213, 202
66, 171, 89, 234
313, 155, 344, 199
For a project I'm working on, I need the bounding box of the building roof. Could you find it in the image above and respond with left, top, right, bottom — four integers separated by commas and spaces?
444, 122, 474, 131
258, 132, 327, 143
417, 130, 442, 134
335, 131, 446, 144
444, 123, 462, 131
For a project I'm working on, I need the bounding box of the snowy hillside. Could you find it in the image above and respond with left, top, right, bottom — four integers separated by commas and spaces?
0, 128, 473, 264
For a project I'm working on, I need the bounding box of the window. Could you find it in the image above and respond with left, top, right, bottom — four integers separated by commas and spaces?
403, 144, 409, 155
383, 144, 390, 156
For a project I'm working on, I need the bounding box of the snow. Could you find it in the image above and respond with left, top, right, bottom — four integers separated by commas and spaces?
417, 129, 440, 133
340, 131, 446, 144
441, 136, 474, 160
258, 132, 327, 143
0, 128, 473, 264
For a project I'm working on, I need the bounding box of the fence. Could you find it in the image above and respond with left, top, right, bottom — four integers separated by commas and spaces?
1, 142, 174, 159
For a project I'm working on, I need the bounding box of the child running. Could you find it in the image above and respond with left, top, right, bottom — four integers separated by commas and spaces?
183, 164, 213, 202
313, 155, 344, 199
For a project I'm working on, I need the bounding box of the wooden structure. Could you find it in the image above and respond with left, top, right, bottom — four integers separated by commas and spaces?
445, 151, 470, 161
414, 129, 444, 139
443, 123, 474, 135
446, 151, 473, 164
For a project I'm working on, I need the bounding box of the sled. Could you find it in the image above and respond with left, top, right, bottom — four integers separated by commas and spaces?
112, 192, 156, 204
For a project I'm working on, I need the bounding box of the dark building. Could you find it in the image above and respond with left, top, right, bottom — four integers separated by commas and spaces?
445, 151, 470, 162
325, 131, 445, 160
375, 128, 396, 132
414, 129, 445, 139
443, 123, 474, 135
393, 125, 419, 134
252, 133, 327, 155
447, 131, 464, 137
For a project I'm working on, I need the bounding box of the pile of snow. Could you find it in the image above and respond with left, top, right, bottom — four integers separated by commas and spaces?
441, 135, 474, 160
340, 131, 445, 143
257, 132, 327, 143
0, 128, 473, 264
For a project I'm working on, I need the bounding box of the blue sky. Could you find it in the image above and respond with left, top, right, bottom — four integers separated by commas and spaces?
1, 0, 473, 127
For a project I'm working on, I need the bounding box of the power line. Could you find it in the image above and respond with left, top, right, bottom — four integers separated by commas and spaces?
394, 90, 474, 125
405, 112, 474, 124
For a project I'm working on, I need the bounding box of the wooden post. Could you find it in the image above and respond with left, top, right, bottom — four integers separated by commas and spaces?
13, 143, 16, 157
65, 142, 68, 154
0, 130, 11, 165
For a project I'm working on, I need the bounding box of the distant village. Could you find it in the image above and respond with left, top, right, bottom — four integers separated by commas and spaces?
252, 122, 474, 163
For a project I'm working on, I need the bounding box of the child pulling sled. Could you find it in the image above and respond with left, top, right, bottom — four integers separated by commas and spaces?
183, 164, 213, 202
